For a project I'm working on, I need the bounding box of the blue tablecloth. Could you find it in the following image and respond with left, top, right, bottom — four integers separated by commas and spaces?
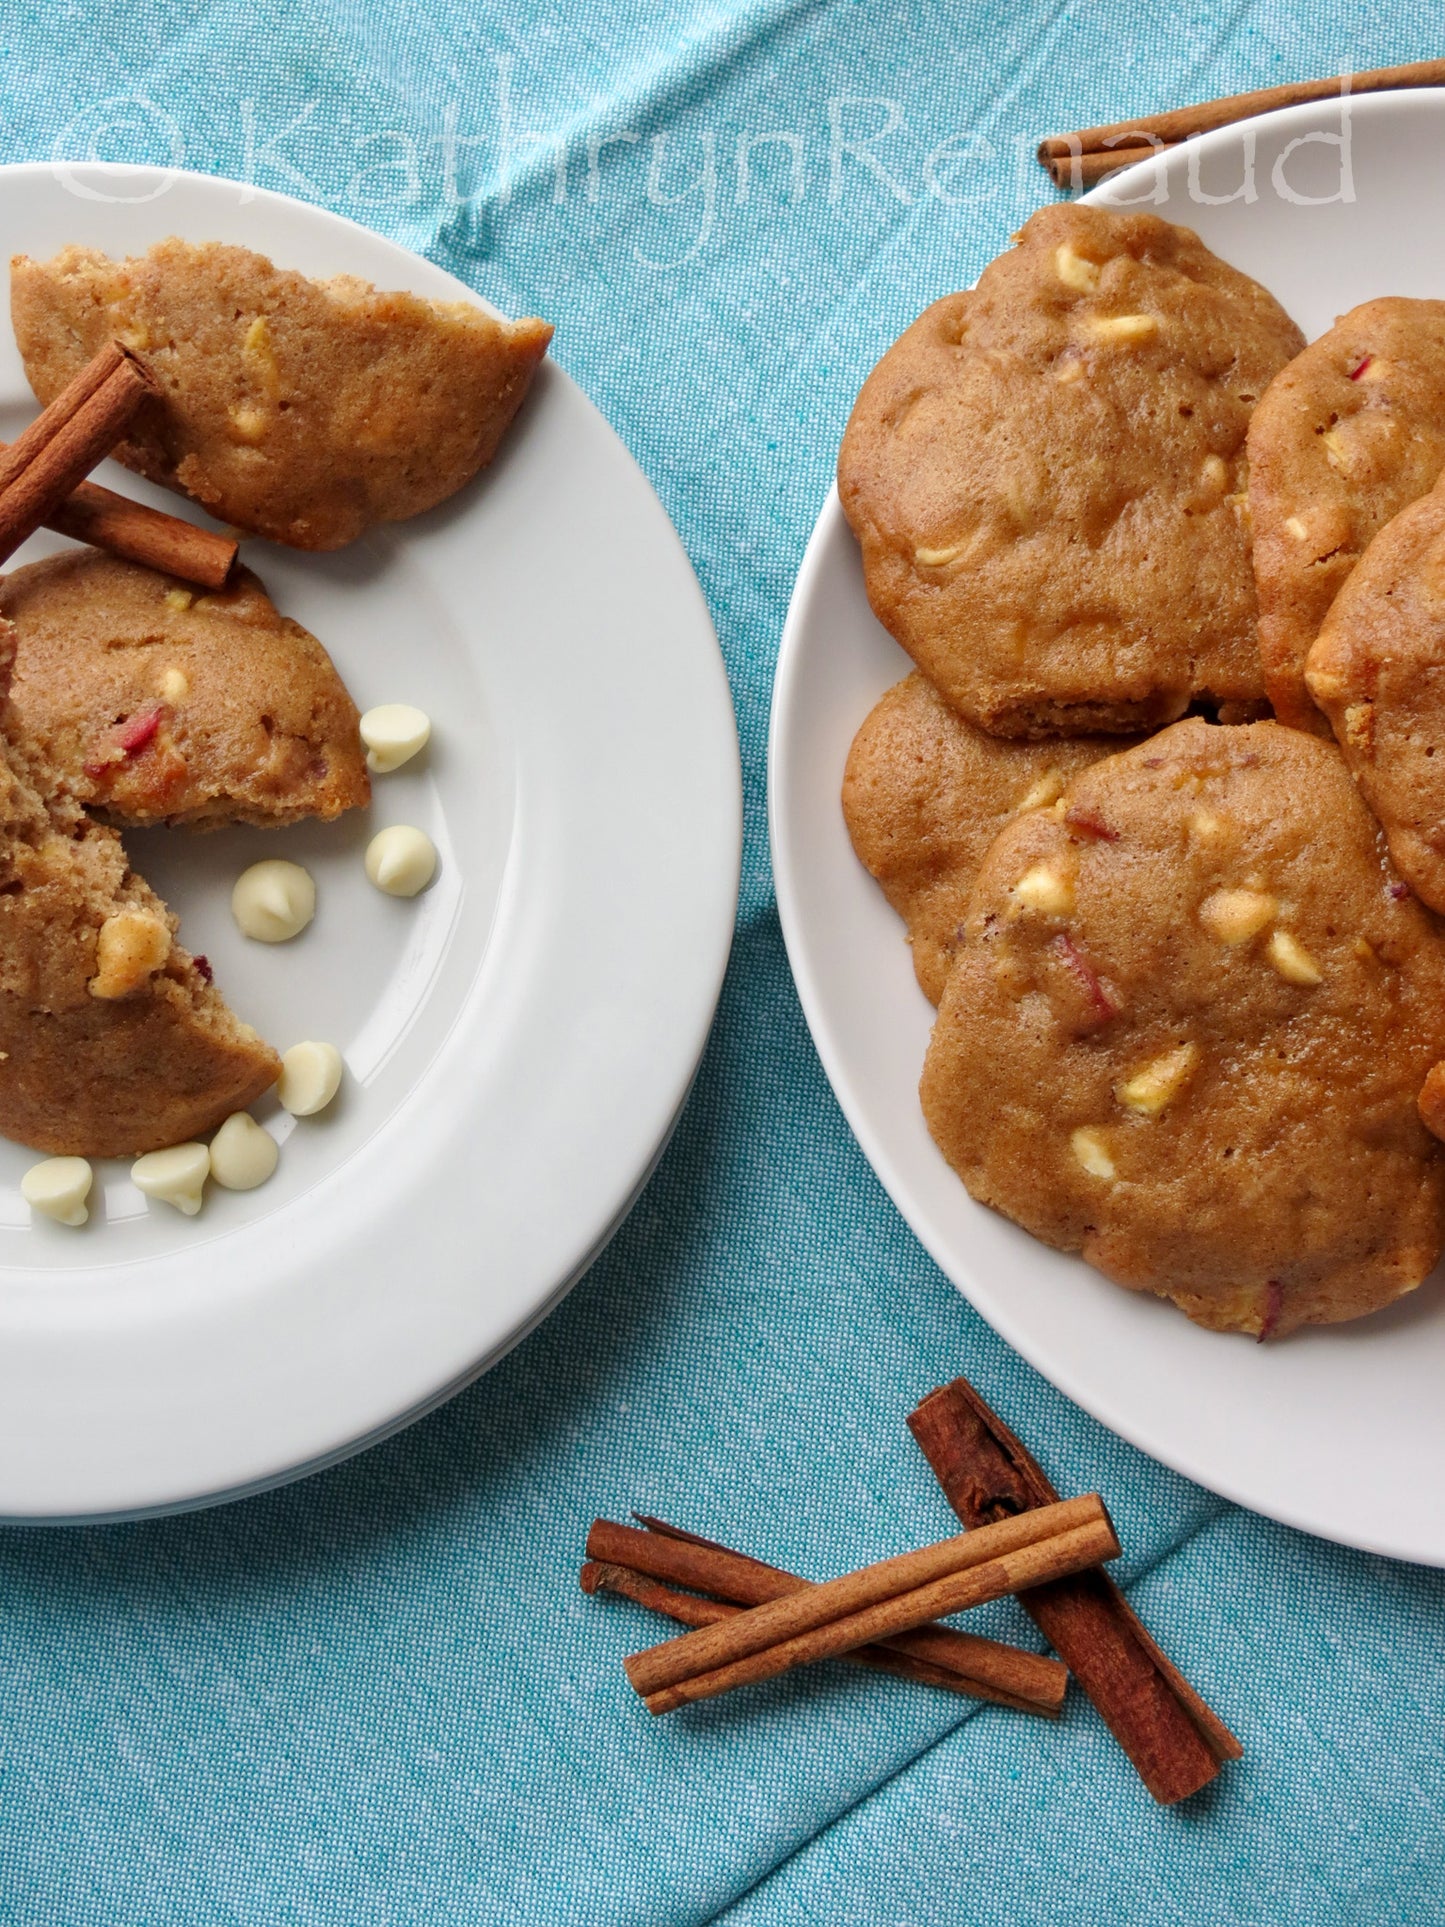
3, 5, 1444, 1922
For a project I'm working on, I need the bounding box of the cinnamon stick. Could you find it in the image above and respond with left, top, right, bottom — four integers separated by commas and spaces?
1040, 58, 1445, 161
634, 1515, 1064, 1710
586, 1515, 1066, 1715
909, 1379, 1240, 1805
43, 479, 237, 589
0, 342, 154, 570
624, 1494, 1118, 1714
1045, 143, 1178, 190
582, 1559, 1058, 1712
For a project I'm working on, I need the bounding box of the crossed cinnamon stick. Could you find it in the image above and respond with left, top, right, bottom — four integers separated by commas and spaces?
585, 1511, 1074, 1718
909, 1380, 1241, 1803
0, 339, 236, 586
620, 1494, 1115, 1716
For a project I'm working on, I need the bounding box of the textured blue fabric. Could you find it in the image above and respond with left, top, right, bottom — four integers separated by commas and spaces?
1, 4, 1443, 1923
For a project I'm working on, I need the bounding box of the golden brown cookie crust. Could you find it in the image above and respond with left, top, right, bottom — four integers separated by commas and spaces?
0, 625, 279, 1157
10, 239, 553, 550
842, 672, 1116, 1003
1306, 478, 1445, 912
2, 549, 369, 830
1420, 1062, 1445, 1145
1248, 297, 1445, 732
920, 718, 1445, 1338
838, 206, 1303, 738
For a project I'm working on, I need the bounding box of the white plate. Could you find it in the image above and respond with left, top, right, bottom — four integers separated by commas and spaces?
771, 92, 1445, 1566
0, 163, 740, 1520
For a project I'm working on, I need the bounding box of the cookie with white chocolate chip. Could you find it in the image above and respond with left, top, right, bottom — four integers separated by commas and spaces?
837, 206, 1304, 738
10, 238, 553, 550
842, 672, 1116, 1003
1306, 475, 1445, 913
1248, 297, 1445, 732
920, 718, 1445, 1338
0, 621, 278, 1157
1, 549, 369, 829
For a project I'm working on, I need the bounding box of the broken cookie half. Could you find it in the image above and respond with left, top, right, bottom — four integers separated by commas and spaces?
1, 548, 370, 828
0, 618, 278, 1157
11, 238, 553, 550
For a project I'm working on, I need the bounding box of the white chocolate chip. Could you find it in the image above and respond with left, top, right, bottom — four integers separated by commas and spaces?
1013, 864, 1074, 917
1343, 703, 1374, 754
913, 545, 962, 568
1086, 313, 1157, 344
1200, 888, 1277, 946
365, 826, 437, 898
1016, 768, 1066, 814
164, 588, 193, 613
228, 403, 267, 444
21, 1156, 93, 1227
1054, 358, 1085, 384
1115, 1042, 1200, 1117
159, 666, 189, 702
209, 1112, 278, 1191
231, 859, 316, 943
1070, 1127, 1115, 1179
1001, 476, 1038, 532
1199, 454, 1229, 494
1189, 810, 1230, 845
132, 1142, 210, 1216
242, 316, 281, 395
89, 910, 171, 1000
360, 703, 432, 774
1284, 515, 1309, 540
277, 1041, 344, 1117
1054, 243, 1100, 293
1267, 929, 1323, 986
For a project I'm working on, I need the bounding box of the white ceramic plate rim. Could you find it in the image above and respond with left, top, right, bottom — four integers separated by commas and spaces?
0, 163, 741, 1522
770, 92, 1445, 1566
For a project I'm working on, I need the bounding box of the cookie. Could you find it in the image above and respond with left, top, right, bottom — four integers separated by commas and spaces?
1248, 298, 1445, 731
1305, 478, 1445, 912
920, 718, 1445, 1338
837, 205, 1303, 737
0, 625, 278, 1157
842, 672, 1115, 1003
10, 239, 553, 550
2, 549, 370, 829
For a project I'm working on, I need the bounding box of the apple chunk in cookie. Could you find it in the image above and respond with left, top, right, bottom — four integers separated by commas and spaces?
920, 718, 1445, 1339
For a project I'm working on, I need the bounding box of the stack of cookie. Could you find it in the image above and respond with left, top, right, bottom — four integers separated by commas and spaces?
839, 204, 1445, 1339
